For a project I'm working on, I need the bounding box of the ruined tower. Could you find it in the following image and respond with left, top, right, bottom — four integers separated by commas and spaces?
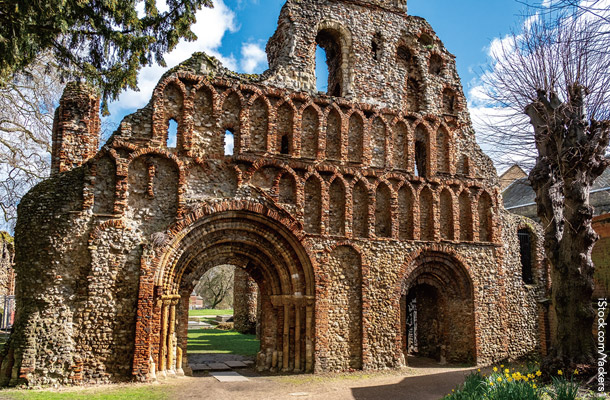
3, 0, 548, 386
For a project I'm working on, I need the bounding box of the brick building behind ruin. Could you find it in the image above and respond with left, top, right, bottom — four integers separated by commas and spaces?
1, 0, 549, 386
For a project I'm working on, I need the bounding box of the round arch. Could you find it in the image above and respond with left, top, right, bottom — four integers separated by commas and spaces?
400, 251, 476, 364
132, 209, 316, 380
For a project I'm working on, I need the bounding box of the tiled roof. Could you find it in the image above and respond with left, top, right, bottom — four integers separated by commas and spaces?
502, 166, 610, 210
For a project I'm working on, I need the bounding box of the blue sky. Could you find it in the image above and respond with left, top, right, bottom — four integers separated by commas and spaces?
105, 0, 539, 147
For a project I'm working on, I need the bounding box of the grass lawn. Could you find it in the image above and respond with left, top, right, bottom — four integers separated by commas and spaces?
188, 309, 233, 317
187, 328, 259, 356
1, 385, 169, 400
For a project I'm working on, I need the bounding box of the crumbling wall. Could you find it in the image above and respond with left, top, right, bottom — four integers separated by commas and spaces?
2, 0, 547, 387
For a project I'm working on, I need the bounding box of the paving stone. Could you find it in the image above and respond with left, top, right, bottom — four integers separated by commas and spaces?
207, 363, 231, 371
224, 361, 247, 368
210, 371, 249, 382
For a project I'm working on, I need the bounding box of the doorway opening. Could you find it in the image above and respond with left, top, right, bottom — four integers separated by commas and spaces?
184, 264, 261, 374
401, 252, 476, 365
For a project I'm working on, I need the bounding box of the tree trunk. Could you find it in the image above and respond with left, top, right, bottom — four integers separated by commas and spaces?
526, 86, 610, 371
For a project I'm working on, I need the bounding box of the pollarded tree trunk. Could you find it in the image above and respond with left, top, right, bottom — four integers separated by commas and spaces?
526, 85, 610, 370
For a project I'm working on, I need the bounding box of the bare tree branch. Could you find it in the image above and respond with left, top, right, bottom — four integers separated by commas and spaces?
194, 265, 235, 309
478, 8, 610, 371
0, 54, 63, 231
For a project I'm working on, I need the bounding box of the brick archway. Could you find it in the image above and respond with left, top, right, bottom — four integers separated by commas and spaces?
132, 210, 315, 380
400, 252, 476, 364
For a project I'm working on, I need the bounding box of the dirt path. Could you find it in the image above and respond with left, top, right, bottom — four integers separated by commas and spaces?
162, 358, 478, 400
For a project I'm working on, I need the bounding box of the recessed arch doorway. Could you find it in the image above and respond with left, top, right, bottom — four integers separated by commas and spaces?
401, 252, 476, 364
132, 207, 316, 380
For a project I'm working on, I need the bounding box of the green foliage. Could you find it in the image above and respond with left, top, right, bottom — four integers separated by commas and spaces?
187, 328, 259, 356
188, 308, 233, 316
548, 375, 579, 400
0, 0, 212, 112
443, 365, 585, 400
2, 385, 169, 399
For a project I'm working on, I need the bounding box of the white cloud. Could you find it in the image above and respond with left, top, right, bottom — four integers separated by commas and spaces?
107, 0, 238, 118
240, 42, 268, 74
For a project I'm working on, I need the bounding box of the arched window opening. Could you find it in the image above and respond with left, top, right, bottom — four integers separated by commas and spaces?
442, 88, 458, 114
276, 102, 293, 155
280, 135, 290, 155
224, 129, 234, 156
315, 45, 329, 92
372, 40, 379, 61
397, 45, 423, 112
222, 92, 242, 154
518, 229, 534, 284
429, 54, 443, 75
372, 32, 382, 61
167, 119, 178, 148
418, 33, 434, 47
415, 140, 426, 177
316, 29, 344, 97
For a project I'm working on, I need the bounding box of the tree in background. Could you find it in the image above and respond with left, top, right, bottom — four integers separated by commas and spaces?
0, 55, 62, 230
0, 0, 212, 112
0, 0, 214, 229
195, 265, 235, 309
480, 10, 610, 371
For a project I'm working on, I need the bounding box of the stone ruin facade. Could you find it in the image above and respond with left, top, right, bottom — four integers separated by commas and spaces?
1, 0, 550, 386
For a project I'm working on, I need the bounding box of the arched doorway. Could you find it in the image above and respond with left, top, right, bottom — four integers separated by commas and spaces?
132, 208, 316, 380
400, 252, 476, 364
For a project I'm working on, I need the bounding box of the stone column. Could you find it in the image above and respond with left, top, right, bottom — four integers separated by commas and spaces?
233, 268, 258, 334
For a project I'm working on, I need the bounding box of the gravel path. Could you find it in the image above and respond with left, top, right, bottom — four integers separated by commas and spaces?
161, 357, 477, 400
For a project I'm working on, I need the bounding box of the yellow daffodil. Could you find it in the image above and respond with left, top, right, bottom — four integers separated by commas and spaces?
505, 368, 510, 374
497, 376, 502, 382
493, 367, 498, 372
557, 370, 563, 376
535, 370, 542, 377
507, 377, 513, 382
574, 369, 579, 375
533, 384, 537, 389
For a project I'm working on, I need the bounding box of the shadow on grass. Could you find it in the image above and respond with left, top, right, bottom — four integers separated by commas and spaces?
187, 328, 259, 356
